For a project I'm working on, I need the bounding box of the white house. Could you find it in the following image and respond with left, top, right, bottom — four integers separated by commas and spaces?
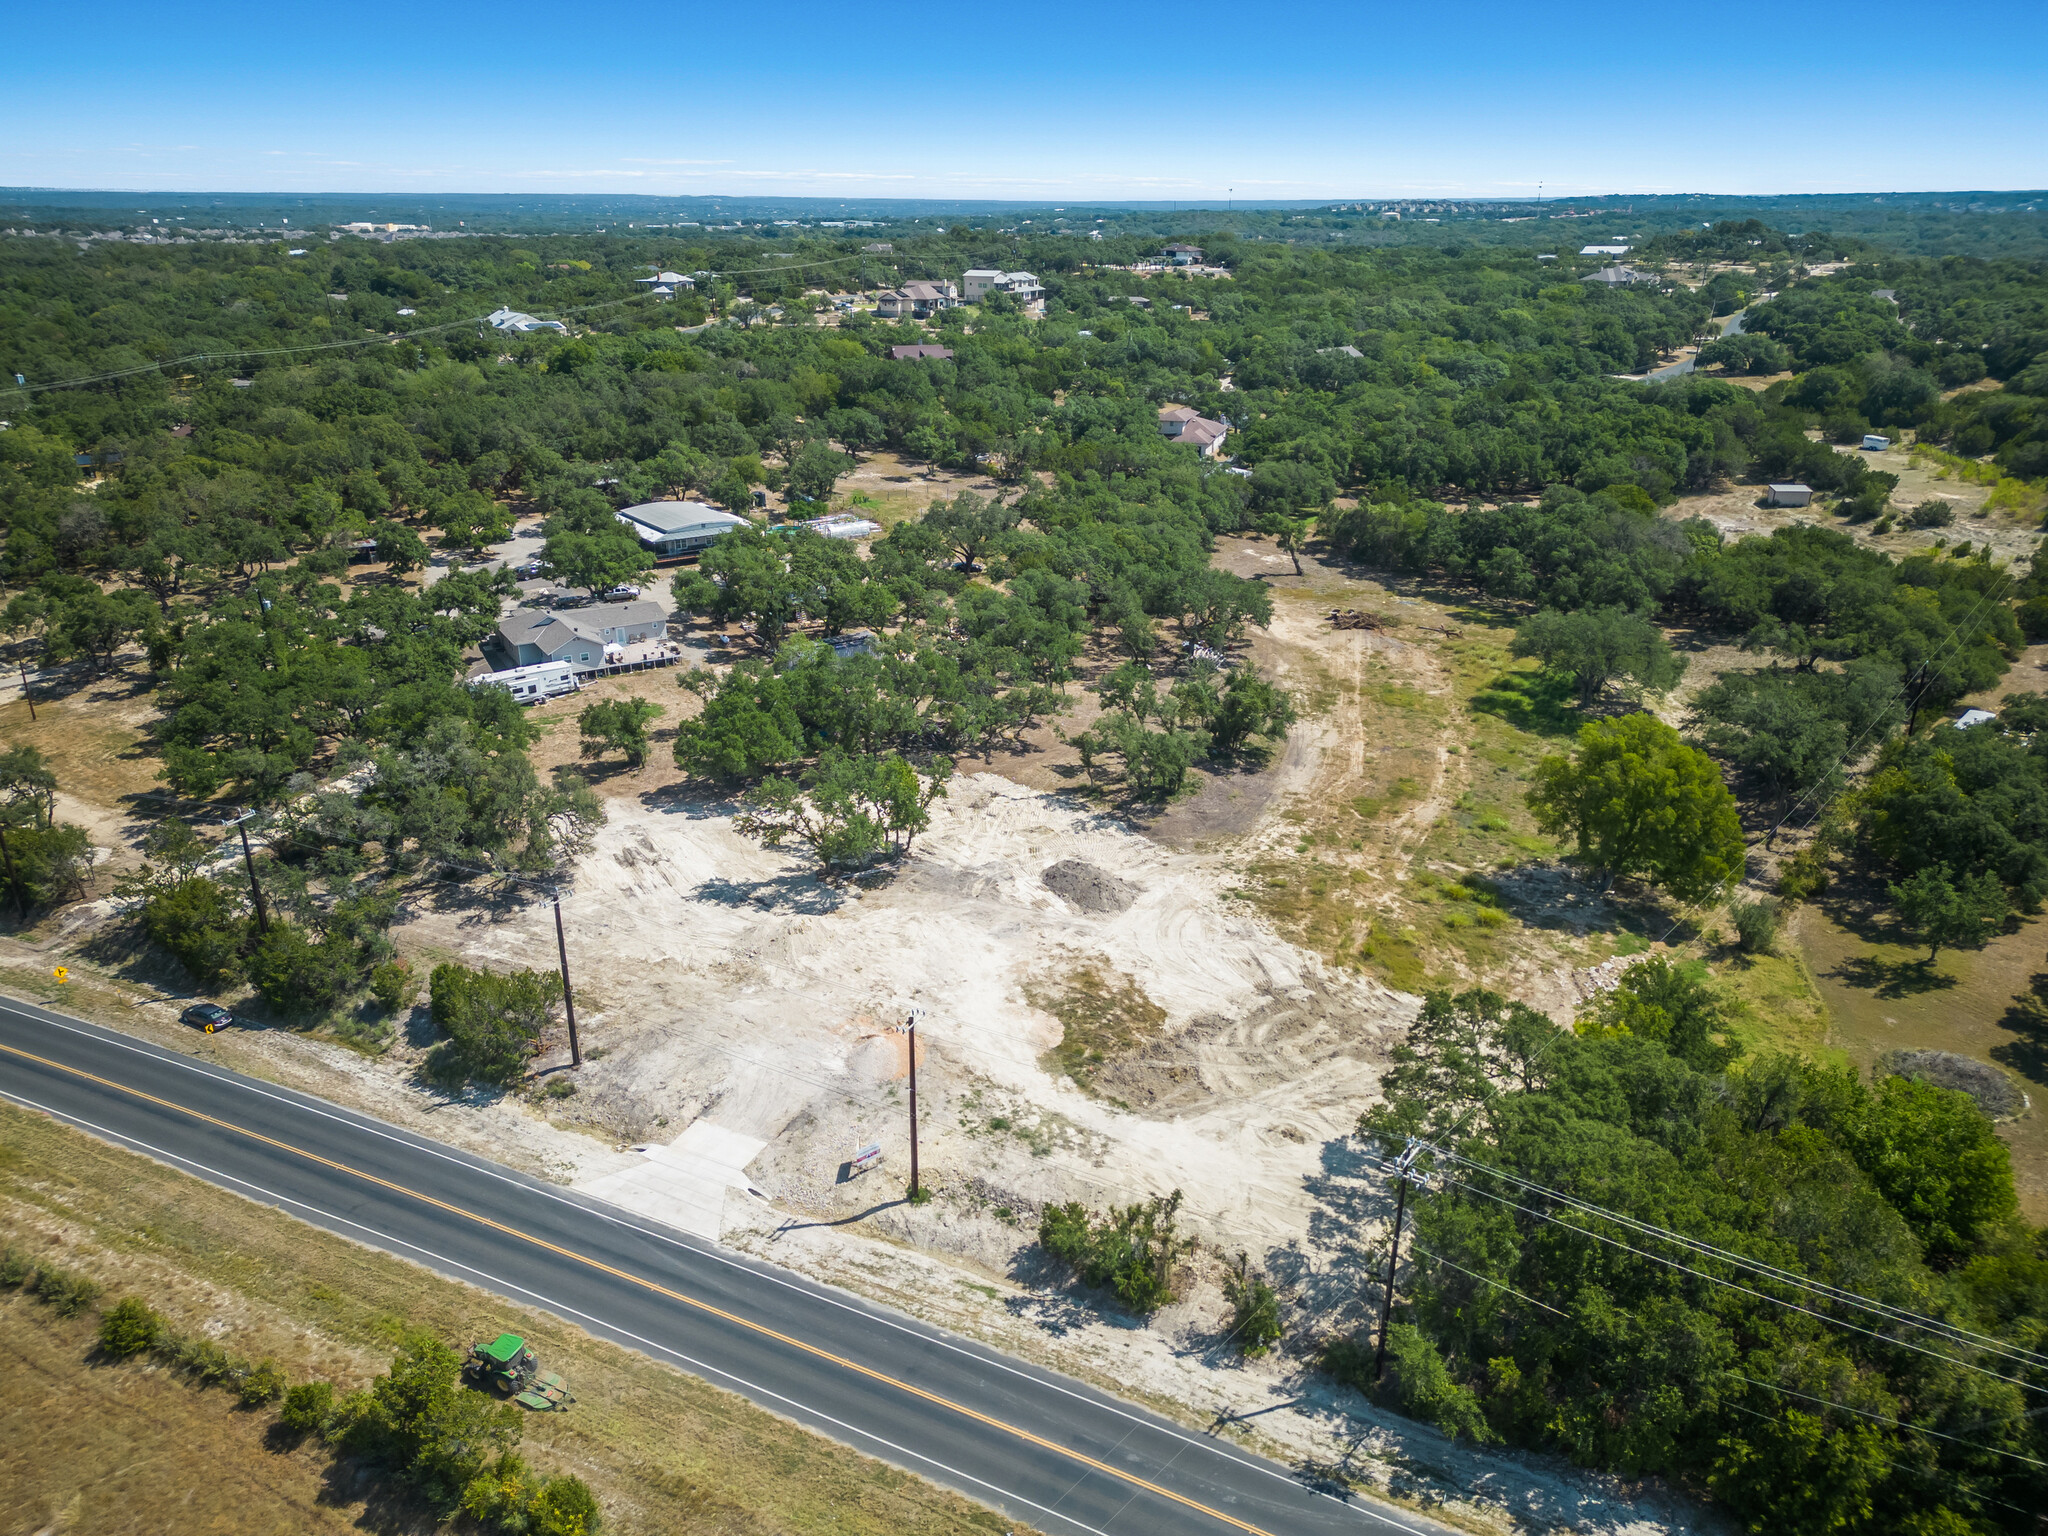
1158, 405, 1230, 458
487, 307, 567, 333
1580, 244, 1631, 256
1954, 708, 1998, 730
493, 601, 668, 670
637, 270, 695, 289
615, 501, 750, 558
961, 269, 1043, 304
1766, 483, 1814, 507
1163, 243, 1204, 265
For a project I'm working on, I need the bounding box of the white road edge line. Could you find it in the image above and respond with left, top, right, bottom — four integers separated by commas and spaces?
0, 1086, 1132, 1536
3, 999, 1434, 1536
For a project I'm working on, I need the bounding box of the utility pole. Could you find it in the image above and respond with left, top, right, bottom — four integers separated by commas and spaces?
906, 1010, 922, 1200
17, 660, 34, 721
1373, 1140, 1424, 1382
224, 810, 269, 934
552, 890, 581, 1066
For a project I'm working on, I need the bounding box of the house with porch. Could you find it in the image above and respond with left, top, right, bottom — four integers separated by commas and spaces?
492, 601, 668, 670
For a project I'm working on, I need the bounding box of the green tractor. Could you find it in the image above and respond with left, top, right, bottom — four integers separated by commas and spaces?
464, 1332, 575, 1412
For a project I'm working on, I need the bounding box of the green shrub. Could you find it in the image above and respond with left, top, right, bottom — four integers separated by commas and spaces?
279, 1379, 335, 1433
1222, 1253, 1283, 1357
246, 922, 366, 1014
1376, 1323, 1495, 1442
0, 1247, 30, 1287
462, 1454, 603, 1536
239, 1358, 289, 1405
1776, 846, 1832, 900
429, 962, 563, 1085
1906, 498, 1955, 529
97, 1297, 164, 1356
1037, 1191, 1192, 1314
140, 876, 249, 989
168, 1334, 242, 1386
27, 1264, 101, 1318
369, 960, 415, 1015
2017, 594, 2048, 642
1729, 897, 1781, 954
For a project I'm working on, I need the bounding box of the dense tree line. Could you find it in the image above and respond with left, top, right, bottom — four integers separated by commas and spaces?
1354, 976, 2046, 1535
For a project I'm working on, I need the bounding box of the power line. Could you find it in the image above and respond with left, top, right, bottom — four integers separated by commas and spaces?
1720, 1371, 2048, 1471
1384, 1155, 2048, 1397
1430, 1145, 2048, 1373
1716, 1398, 2040, 1521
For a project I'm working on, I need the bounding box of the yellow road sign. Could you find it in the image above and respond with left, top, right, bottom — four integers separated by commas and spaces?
52, 966, 68, 984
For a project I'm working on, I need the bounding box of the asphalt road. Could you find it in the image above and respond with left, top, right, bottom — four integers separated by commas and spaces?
1642, 307, 1749, 384
0, 995, 1459, 1536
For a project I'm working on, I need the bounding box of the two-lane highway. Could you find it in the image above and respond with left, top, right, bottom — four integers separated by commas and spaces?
0, 995, 1456, 1536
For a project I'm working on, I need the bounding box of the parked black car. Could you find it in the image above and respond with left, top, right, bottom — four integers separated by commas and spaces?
179, 1002, 236, 1033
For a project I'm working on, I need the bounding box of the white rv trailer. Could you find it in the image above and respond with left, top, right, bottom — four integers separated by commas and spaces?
467, 660, 580, 704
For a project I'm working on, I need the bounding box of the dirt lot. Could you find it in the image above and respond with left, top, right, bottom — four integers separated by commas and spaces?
1663, 434, 2038, 569
832, 451, 1007, 528
13, 523, 1729, 1532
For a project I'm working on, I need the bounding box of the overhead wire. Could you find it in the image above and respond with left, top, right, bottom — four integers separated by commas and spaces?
1357, 1150, 2048, 1397
1427, 1144, 2048, 1372
1719, 1371, 2048, 1471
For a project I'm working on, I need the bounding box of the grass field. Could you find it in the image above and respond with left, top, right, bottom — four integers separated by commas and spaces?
0, 1103, 1023, 1536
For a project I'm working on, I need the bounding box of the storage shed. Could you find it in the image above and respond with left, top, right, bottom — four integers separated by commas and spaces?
1766, 483, 1813, 507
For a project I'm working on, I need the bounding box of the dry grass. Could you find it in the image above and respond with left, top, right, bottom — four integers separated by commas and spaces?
0, 1295, 374, 1536
0, 1104, 1023, 1536
833, 452, 1005, 528
0, 654, 166, 860
1790, 891, 2048, 1221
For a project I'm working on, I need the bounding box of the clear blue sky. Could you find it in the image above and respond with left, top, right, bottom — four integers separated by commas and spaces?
6, 0, 2044, 199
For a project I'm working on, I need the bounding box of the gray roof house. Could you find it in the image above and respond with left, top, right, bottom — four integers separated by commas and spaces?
874, 280, 958, 319
1158, 405, 1230, 458
615, 501, 750, 557
494, 601, 667, 669
487, 306, 567, 333
1581, 265, 1657, 287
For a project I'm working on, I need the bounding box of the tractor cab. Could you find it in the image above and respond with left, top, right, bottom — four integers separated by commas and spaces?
465, 1333, 540, 1394
464, 1332, 575, 1411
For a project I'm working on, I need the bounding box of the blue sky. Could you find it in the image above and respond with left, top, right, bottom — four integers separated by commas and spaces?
5, 0, 2044, 198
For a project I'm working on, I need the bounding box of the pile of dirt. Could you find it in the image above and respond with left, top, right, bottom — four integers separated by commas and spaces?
1042, 859, 1137, 913
1881, 1049, 2029, 1121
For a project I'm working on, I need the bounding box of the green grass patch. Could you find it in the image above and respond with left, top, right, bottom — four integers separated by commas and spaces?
1024, 966, 1167, 1094
1470, 668, 1580, 737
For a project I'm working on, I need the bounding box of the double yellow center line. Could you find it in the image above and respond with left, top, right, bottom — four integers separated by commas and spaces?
1, 1039, 1278, 1536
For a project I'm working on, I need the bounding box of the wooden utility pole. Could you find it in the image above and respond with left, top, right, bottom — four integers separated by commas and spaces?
906, 1013, 921, 1199
552, 892, 581, 1067
226, 812, 269, 934
1373, 1141, 1423, 1382
18, 660, 34, 721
